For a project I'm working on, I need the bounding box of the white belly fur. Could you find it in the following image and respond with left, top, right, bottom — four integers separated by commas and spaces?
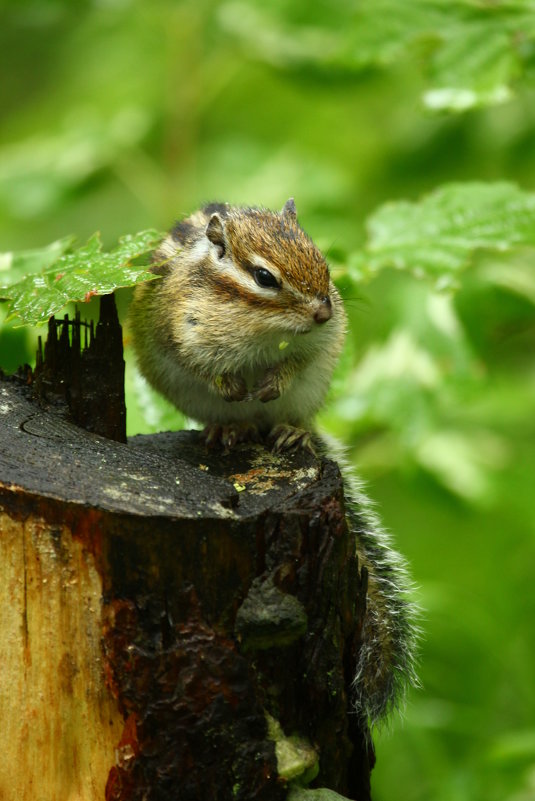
143, 346, 330, 430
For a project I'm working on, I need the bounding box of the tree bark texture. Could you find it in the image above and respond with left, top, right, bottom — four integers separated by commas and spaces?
0, 311, 373, 801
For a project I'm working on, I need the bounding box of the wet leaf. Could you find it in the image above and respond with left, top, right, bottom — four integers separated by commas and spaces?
0, 229, 165, 325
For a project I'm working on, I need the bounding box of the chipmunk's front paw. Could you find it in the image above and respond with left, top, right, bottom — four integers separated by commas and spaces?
215, 372, 248, 402
268, 424, 315, 454
251, 367, 281, 403
203, 422, 262, 450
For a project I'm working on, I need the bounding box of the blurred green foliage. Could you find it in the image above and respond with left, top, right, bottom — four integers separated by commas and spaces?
1, 1, 535, 800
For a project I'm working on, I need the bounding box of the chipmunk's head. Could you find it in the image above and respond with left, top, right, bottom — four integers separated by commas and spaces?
184, 199, 337, 336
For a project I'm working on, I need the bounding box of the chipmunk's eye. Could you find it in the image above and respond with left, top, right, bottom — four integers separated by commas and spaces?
253, 267, 280, 289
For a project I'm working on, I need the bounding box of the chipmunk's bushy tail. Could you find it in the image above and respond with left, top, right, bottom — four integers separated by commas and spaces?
317, 434, 420, 726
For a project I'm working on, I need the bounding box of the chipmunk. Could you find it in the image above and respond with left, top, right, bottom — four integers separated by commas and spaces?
129, 199, 418, 724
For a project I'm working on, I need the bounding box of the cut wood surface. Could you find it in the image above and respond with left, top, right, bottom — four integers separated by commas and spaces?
0, 374, 372, 801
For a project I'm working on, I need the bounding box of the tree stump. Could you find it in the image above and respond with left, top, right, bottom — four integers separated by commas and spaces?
0, 300, 374, 801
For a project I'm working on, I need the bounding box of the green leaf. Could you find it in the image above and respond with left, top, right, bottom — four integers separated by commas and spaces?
0, 229, 164, 325
351, 182, 535, 288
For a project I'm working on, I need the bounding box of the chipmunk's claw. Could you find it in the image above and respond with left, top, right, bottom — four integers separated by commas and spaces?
268, 424, 315, 454
202, 422, 262, 450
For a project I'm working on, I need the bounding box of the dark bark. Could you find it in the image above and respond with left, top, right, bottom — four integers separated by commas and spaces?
32, 293, 126, 442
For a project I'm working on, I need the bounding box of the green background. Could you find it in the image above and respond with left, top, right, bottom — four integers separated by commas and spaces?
1, 2, 535, 800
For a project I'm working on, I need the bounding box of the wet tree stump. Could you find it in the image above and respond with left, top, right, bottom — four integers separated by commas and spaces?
0, 298, 374, 801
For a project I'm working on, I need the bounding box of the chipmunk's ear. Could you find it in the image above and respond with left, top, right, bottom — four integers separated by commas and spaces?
281, 197, 297, 221
206, 213, 227, 259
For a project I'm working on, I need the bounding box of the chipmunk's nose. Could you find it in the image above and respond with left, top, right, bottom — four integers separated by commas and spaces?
314, 295, 332, 324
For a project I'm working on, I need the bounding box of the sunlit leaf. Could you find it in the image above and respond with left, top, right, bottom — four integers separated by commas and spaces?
479, 251, 535, 305
416, 428, 510, 502
488, 728, 535, 763
0, 229, 164, 325
330, 329, 441, 434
